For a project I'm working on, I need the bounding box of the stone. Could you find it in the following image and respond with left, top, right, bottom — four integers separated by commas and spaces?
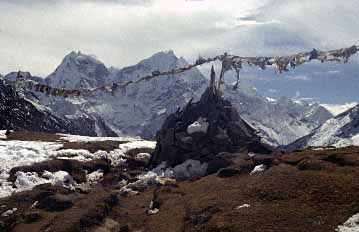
217, 167, 243, 178
252, 155, 276, 167
297, 159, 334, 171
24, 212, 41, 223
37, 194, 75, 211
207, 153, 235, 174
164, 128, 176, 145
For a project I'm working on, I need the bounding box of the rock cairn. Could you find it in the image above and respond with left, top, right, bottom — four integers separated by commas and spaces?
149, 67, 272, 168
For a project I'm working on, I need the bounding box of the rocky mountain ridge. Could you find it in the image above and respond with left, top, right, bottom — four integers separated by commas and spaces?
285, 104, 359, 150
4, 50, 333, 145
0, 80, 96, 135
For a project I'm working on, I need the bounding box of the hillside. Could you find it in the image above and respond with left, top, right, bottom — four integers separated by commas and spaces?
0, 132, 358, 232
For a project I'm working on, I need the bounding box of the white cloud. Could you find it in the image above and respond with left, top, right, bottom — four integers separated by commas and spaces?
290, 75, 310, 81
0, 0, 357, 76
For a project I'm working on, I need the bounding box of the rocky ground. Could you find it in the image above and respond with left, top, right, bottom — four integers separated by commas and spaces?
0, 132, 359, 231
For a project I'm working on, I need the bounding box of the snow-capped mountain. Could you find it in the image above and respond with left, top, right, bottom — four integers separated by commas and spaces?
285, 105, 359, 150
40, 51, 207, 138
45, 51, 109, 89
7, 50, 333, 145
321, 102, 358, 116
5, 71, 43, 84
224, 84, 332, 145
0, 79, 96, 135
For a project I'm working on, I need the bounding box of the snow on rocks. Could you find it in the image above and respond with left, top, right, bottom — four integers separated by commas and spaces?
107, 140, 156, 166
0, 130, 7, 139
0, 140, 63, 174
118, 140, 156, 154
119, 159, 207, 196
336, 213, 359, 232
250, 164, 267, 175
236, 204, 250, 210
135, 153, 151, 160
0, 134, 156, 198
52, 149, 97, 161
15, 171, 75, 189
147, 201, 159, 215
151, 159, 208, 180
321, 102, 357, 116
0, 140, 63, 198
0, 170, 76, 199
86, 169, 104, 184
172, 159, 208, 179
286, 105, 359, 150
1, 208, 17, 217
187, 117, 209, 134
58, 134, 138, 143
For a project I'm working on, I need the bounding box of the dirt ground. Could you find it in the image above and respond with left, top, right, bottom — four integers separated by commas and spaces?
1, 134, 359, 231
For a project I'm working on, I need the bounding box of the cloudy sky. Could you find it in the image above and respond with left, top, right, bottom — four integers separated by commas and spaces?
0, 0, 359, 103
1, 0, 358, 77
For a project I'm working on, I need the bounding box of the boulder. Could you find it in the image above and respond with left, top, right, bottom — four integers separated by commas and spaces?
217, 167, 243, 178
297, 159, 334, 171
37, 194, 75, 211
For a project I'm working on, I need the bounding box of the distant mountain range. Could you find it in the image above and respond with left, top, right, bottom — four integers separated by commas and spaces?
2, 50, 358, 146
285, 104, 359, 150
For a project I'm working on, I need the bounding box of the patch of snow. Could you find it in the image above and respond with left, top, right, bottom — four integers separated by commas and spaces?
266, 97, 277, 103
187, 117, 209, 134
119, 186, 139, 196
42, 170, 75, 186
250, 165, 267, 175
135, 153, 151, 160
106, 140, 156, 166
58, 134, 137, 143
118, 171, 172, 196
157, 108, 167, 115
236, 204, 250, 210
151, 160, 208, 180
86, 169, 104, 184
119, 159, 207, 195
14, 172, 49, 189
8, 170, 76, 196
307, 114, 352, 147
248, 153, 256, 158
53, 149, 96, 161
1, 208, 17, 217
336, 213, 359, 232
147, 201, 159, 215
0, 140, 63, 198
0, 130, 7, 139
321, 103, 357, 116
0, 134, 155, 198
118, 140, 156, 154
0, 140, 62, 172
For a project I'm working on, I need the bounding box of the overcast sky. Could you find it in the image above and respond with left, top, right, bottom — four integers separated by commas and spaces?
0, 0, 358, 77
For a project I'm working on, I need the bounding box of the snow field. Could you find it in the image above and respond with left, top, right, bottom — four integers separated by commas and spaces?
0, 135, 156, 198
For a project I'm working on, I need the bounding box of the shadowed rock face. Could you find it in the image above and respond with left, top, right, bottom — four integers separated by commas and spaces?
0, 80, 96, 135
149, 87, 273, 168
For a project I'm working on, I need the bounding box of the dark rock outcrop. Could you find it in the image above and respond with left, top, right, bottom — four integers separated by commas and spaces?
149, 72, 273, 168
0, 79, 97, 135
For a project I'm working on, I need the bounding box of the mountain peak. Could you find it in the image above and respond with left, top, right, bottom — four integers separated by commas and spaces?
63, 51, 103, 66
45, 51, 109, 89
137, 50, 179, 71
